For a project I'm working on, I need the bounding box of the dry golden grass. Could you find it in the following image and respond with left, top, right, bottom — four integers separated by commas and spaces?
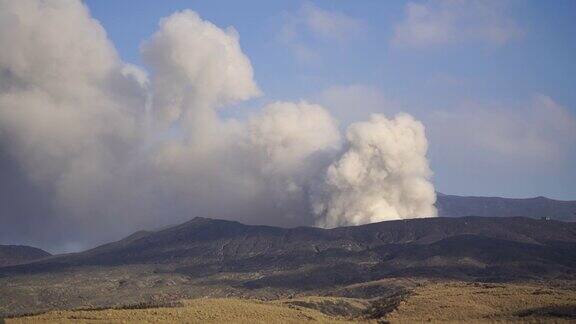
7, 281, 576, 323
6, 297, 372, 324
386, 281, 576, 323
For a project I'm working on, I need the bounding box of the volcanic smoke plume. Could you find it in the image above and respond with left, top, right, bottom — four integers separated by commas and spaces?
0, 0, 436, 251
312, 113, 436, 228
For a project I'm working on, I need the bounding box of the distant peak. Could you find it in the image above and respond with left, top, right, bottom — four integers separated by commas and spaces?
190, 216, 214, 222
178, 216, 212, 226
181, 216, 223, 226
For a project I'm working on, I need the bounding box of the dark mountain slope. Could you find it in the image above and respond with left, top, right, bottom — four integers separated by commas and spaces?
0, 245, 51, 267
436, 193, 576, 221
3, 216, 576, 283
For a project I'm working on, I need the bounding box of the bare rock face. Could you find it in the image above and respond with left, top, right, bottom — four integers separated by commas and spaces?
0, 245, 51, 267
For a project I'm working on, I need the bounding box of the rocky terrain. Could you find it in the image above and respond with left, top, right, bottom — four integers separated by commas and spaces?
1, 216, 576, 319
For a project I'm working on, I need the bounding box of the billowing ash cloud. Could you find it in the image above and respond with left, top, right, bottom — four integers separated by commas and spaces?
0, 0, 146, 251
0, 0, 436, 251
142, 10, 261, 130
312, 114, 436, 228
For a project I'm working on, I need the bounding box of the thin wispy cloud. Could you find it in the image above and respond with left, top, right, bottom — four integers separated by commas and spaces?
392, 0, 523, 48
429, 95, 576, 164
317, 84, 401, 125
301, 3, 365, 42
279, 2, 365, 63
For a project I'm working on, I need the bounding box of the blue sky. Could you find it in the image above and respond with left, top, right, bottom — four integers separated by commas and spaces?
85, 0, 576, 200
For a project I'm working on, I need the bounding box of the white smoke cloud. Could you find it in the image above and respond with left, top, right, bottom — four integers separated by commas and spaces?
0, 0, 145, 223
0, 0, 436, 251
245, 101, 342, 219
248, 101, 340, 176
142, 10, 260, 130
312, 113, 437, 228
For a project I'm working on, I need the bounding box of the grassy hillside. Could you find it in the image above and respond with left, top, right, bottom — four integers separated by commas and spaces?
388, 281, 576, 322
6, 298, 369, 324
7, 281, 576, 323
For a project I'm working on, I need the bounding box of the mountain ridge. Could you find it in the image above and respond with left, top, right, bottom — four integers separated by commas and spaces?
436, 193, 576, 221
2, 215, 576, 318
3, 216, 576, 283
0, 244, 51, 267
